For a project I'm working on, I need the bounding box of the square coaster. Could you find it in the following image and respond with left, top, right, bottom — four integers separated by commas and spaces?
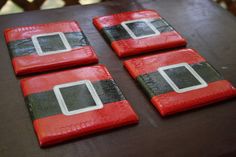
21, 65, 138, 147
93, 10, 187, 57
5, 21, 98, 75
124, 48, 236, 116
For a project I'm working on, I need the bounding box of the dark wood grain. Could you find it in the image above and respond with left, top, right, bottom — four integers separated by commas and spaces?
0, 0, 236, 157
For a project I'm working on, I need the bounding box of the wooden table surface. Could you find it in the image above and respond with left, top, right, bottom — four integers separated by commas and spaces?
0, 0, 236, 156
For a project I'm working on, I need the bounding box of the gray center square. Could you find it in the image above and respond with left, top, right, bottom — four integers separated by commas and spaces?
163, 66, 201, 89
125, 21, 156, 37
158, 63, 208, 93
37, 34, 66, 53
53, 80, 103, 116
59, 84, 97, 111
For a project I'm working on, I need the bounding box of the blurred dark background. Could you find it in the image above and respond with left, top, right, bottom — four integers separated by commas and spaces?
0, 0, 236, 16
0, 0, 104, 15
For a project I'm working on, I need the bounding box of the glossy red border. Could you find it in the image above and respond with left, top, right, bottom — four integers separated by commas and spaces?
151, 80, 236, 116
124, 48, 205, 78
112, 31, 186, 57
13, 46, 98, 75
93, 10, 161, 30
33, 100, 139, 147
5, 21, 81, 42
21, 65, 112, 96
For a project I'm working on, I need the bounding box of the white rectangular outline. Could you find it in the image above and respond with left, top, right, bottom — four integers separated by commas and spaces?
31, 32, 72, 56
158, 63, 208, 93
121, 19, 160, 39
53, 80, 103, 116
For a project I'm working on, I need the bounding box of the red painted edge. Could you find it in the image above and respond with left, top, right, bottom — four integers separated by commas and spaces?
151, 80, 236, 116
93, 10, 161, 30
4, 21, 81, 42
112, 31, 187, 58
33, 100, 139, 147
21, 65, 112, 96
13, 46, 98, 75
124, 48, 205, 78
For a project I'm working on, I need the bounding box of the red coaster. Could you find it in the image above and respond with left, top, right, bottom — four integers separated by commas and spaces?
124, 48, 236, 116
5, 21, 98, 75
93, 10, 187, 57
21, 65, 138, 147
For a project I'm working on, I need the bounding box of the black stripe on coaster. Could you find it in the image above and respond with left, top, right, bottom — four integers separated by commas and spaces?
136, 62, 223, 98
7, 32, 90, 58
100, 18, 174, 43
25, 79, 125, 120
